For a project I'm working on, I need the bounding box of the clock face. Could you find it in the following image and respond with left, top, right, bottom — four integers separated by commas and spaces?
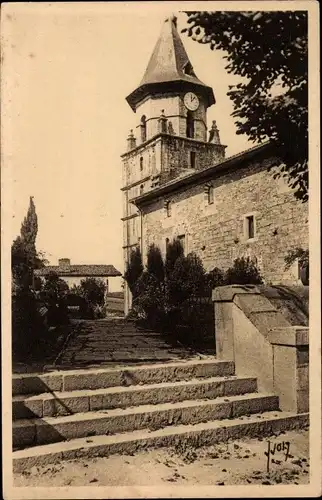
184, 92, 199, 111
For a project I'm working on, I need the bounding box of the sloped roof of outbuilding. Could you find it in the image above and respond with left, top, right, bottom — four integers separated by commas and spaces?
35, 264, 122, 278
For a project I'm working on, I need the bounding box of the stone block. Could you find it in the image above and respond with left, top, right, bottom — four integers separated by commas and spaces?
297, 348, 309, 365
12, 374, 63, 396
273, 345, 297, 412
297, 365, 309, 390
214, 302, 234, 361
63, 371, 121, 391
232, 395, 279, 417
234, 293, 276, 315
13, 398, 43, 419
212, 285, 260, 303
297, 390, 309, 414
269, 326, 309, 347
223, 377, 257, 396
13, 422, 36, 448
43, 395, 89, 417
249, 311, 290, 337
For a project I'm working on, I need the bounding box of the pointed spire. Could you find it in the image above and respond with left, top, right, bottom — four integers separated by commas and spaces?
208, 120, 221, 145
127, 129, 136, 151
126, 16, 215, 111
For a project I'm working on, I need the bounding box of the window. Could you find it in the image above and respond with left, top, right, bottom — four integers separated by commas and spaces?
140, 156, 143, 171
190, 151, 196, 169
140, 184, 144, 195
165, 200, 172, 217
207, 185, 214, 204
140, 115, 146, 143
186, 111, 194, 138
165, 237, 170, 249
246, 215, 255, 239
183, 61, 195, 76
177, 234, 186, 255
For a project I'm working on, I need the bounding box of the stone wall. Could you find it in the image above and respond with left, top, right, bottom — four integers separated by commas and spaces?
142, 155, 308, 284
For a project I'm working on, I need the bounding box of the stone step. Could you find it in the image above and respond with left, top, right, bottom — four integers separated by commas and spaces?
13, 375, 257, 419
12, 359, 234, 395
12, 411, 309, 473
13, 393, 279, 448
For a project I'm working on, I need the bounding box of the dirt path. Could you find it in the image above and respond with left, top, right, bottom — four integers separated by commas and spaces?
14, 429, 309, 486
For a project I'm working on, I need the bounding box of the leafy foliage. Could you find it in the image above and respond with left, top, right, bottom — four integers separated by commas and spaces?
183, 11, 308, 201
165, 238, 184, 277
126, 240, 264, 347
284, 247, 309, 269
124, 246, 144, 297
42, 272, 69, 302
167, 253, 206, 307
147, 243, 165, 283
78, 277, 107, 306
39, 272, 70, 326
225, 257, 263, 285
206, 267, 226, 290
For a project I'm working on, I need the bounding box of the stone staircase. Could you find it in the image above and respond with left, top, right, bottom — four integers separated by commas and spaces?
12, 358, 308, 473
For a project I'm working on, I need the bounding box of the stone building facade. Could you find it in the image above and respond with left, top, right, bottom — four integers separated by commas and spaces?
121, 16, 308, 314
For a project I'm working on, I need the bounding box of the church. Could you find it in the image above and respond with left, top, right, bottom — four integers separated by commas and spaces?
121, 16, 308, 314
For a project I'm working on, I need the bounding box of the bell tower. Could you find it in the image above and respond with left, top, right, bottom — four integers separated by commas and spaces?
121, 15, 226, 313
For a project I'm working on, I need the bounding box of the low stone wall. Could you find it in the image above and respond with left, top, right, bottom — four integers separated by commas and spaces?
213, 285, 309, 413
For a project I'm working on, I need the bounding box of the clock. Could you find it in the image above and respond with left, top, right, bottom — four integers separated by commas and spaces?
184, 92, 199, 111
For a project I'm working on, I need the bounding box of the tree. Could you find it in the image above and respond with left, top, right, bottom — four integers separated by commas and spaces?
169, 253, 207, 305
183, 11, 308, 201
165, 238, 184, 277
11, 197, 51, 360
79, 277, 107, 306
20, 196, 38, 259
147, 243, 165, 283
12, 197, 45, 291
124, 246, 143, 297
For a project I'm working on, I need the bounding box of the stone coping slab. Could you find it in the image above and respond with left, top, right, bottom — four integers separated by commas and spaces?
212, 285, 261, 302
268, 327, 309, 346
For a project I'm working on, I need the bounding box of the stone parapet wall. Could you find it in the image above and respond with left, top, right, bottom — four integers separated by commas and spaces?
213, 285, 309, 413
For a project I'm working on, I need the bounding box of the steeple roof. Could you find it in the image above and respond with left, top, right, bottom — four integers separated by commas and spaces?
126, 16, 215, 111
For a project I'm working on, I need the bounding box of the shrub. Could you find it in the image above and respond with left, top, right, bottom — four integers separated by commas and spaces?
132, 271, 166, 327
205, 267, 226, 292
79, 278, 106, 307
225, 257, 263, 285
124, 246, 143, 298
12, 290, 45, 361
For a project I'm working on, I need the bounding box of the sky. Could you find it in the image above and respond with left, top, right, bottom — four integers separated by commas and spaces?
3, 2, 253, 278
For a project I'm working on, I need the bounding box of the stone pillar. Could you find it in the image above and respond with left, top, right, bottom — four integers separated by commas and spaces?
268, 327, 309, 413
